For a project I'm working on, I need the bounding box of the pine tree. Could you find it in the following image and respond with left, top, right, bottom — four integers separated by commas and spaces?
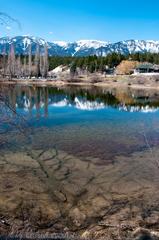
88, 62, 96, 73
70, 62, 77, 76
99, 58, 105, 73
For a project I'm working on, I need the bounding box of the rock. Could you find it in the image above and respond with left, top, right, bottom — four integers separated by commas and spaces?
145, 212, 159, 226
69, 208, 86, 227
90, 196, 109, 216
81, 230, 91, 238
54, 190, 67, 202
53, 223, 65, 230
64, 227, 69, 232
132, 227, 159, 240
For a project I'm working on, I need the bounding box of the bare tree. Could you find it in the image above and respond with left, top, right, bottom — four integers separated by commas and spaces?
40, 54, 44, 77
43, 43, 49, 78
2, 43, 7, 77
39, 44, 49, 78
28, 44, 32, 78
23, 56, 27, 77
16, 55, 22, 78
8, 43, 16, 80
0, 12, 21, 80
34, 44, 41, 78
0, 12, 21, 30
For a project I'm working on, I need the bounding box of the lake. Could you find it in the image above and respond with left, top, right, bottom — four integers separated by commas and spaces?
1, 84, 159, 238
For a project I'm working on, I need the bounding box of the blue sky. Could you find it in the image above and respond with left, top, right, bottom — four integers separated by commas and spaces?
0, 0, 159, 42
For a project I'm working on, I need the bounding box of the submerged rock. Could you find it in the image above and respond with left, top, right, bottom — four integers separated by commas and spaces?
132, 227, 159, 240
53, 190, 67, 202
69, 208, 86, 227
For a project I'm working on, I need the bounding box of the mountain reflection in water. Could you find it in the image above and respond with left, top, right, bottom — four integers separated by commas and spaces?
1, 84, 159, 160
3, 85, 159, 115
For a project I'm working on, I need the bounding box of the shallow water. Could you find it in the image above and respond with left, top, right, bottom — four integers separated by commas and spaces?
1, 84, 159, 236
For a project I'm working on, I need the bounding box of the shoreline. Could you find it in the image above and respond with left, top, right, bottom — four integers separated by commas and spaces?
1, 74, 159, 90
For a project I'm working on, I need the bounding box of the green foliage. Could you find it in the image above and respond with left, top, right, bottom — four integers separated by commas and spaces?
1, 51, 159, 74
70, 61, 77, 76
48, 53, 127, 73
128, 52, 159, 64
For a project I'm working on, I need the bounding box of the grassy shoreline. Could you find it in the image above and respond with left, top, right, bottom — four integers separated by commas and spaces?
1, 74, 159, 90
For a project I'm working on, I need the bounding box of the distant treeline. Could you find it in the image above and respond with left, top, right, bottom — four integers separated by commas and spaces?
49, 52, 159, 74
1, 51, 159, 78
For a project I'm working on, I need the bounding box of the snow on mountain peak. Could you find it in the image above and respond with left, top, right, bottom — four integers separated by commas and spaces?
23, 37, 31, 50
76, 40, 109, 49
53, 41, 68, 48
1, 36, 159, 56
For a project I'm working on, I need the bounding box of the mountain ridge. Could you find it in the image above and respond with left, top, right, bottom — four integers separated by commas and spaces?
1, 36, 159, 56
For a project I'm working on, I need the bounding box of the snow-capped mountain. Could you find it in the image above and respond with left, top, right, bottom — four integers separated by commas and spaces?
51, 39, 110, 56
1, 36, 159, 56
104, 40, 159, 55
0, 36, 63, 56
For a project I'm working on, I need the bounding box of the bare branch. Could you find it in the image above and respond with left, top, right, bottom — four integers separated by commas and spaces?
0, 12, 21, 30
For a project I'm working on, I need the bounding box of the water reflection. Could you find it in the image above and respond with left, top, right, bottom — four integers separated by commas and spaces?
1, 84, 159, 161
2, 85, 159, 117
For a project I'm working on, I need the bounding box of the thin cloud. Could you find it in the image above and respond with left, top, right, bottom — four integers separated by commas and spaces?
6, 26, 11, 31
